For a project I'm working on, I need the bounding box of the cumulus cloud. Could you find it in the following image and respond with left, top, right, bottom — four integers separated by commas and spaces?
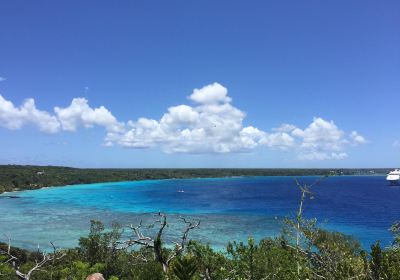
0, 95, 60, 133
272, 123, 297, 133
349, 131, 367, 145
189, 82, 232, 104
290, 118, 347, 160
107, 84, 365, 158
54, 98, 123, 133
261, 132, 295, 150
111, 83, 254, 153
0, 95, 122, 135
0, 83, 366, 160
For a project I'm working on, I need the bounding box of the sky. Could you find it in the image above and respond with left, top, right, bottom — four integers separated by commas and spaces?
0, 0, 399, 168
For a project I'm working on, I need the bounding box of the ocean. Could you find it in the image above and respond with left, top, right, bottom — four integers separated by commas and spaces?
0, 175, 399, 250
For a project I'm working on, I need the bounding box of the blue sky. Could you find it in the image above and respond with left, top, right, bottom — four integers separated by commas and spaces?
0, 0, 399, 168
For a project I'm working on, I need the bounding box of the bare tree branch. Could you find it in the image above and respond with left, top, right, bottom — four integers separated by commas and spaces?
119, 213, 200, 273
0, 237, 65, 280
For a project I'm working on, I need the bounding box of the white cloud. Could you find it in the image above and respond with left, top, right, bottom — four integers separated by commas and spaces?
291, 117, 347, 159
189, 82, 232, 104
0, 95, 123, 135
261, 132, 295, 150
292, 118, 344, 151
108, 84, 365, 159
111, 84, 253, 153
0, 95, 60, 133
283, 117, 367, 160
0, 83, 366, 160
393, 140, 400, 148
272, 123, 297, 133
54, 98, 123, 133
350, 131, 366, 145
0, 77, 6, 82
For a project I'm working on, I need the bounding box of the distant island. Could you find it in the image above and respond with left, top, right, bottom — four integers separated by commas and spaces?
0, 165, 391, 194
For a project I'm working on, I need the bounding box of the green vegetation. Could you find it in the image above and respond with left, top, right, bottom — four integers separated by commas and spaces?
1, 219, 400, 279
0, 165, 390, 193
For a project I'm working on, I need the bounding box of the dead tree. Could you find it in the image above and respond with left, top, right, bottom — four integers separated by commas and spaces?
0, 236, 65, 280
120, 212, 200, 273
290, 177, 324, 278
287, 176, 365, 280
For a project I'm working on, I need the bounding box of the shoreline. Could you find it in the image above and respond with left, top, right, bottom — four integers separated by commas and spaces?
1, 165, 392, 195
0, 173, 388, 196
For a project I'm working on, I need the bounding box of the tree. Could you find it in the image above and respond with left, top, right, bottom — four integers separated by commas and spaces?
370, 241, 386, 280
187, 241, 230, 280
172, 256, 197, 280
120, 213, 200, 274
78, 220, 122, 278
0, 237, 65, 280
390, 221, 400, 248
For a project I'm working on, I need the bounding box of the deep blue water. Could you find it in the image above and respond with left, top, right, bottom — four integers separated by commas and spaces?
0, 176, 399, 250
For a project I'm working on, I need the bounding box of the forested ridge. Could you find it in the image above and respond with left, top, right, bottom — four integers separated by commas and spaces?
0, 165, 391, 194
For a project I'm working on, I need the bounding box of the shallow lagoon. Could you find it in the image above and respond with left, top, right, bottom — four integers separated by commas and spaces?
1, 176, 399, 250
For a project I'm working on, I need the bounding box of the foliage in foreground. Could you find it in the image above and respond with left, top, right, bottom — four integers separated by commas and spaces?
1, 219, 400, 280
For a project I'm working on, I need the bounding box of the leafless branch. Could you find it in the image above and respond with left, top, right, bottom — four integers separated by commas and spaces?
1, 237, 65, 280
120, 213, 200, 273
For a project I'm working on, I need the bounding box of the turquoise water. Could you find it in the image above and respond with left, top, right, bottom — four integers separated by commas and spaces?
0, 176, 399, 250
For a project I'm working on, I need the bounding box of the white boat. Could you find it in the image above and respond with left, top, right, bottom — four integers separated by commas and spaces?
386, 169, 400, 185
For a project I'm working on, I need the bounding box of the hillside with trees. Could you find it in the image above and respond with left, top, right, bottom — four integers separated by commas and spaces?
0, 165, 390, 193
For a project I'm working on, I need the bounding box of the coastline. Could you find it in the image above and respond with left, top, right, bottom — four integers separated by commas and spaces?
0, 173, 388, 196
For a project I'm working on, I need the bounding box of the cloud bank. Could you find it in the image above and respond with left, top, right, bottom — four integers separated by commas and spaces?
0, 83, 366, 160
